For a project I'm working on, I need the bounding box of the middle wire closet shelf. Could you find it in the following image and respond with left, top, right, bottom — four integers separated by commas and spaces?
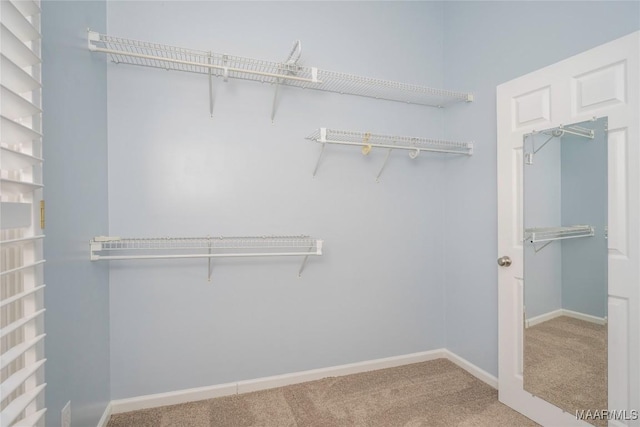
87, 31, 474, 119
306, 128, 473, 181
90, 235, 323, 279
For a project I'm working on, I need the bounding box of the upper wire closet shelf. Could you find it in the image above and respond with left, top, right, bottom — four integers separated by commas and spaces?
87, 31, 473, 111
90, 235, 323, 280
307, 128, 473, 181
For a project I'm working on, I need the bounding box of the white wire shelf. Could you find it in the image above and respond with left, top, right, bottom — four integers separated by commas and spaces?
90, 235, 324, 279
88, 32, 315, 84
307, 128, 473, 181
525, 225, 594, 244
88, 31, 473, 116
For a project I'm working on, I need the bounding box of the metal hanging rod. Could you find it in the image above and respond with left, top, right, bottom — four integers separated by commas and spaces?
90, 235, 323, 280
307, 128, 473, 181
87, 31, 473, 117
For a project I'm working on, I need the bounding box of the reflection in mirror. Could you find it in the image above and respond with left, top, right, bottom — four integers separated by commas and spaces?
523, 117, 608, 426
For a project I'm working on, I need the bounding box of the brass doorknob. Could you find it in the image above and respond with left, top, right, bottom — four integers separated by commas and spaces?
497, 256, 512, 267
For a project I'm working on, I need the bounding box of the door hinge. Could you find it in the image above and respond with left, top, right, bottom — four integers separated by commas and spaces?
40, 200, 45, 229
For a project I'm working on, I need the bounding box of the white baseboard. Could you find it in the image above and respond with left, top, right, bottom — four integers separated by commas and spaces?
526, 308, 607, 328
236, 349, 449, 394
110, 382, 237, 415
561, 309, 607, 325
443, 349, 498, 389
108, 348, 495, 417
96, 402, 112, 427
525, 309, 564, 328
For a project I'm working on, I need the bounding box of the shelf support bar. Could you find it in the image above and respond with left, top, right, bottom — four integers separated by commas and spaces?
207, 240, 213, 281
533, 241, 553, 253
533, 134, 556, 155
208, 52, 214, 118
298, 243, 317, 278
313, 141, 326, 177
271, 79, 281, 123
298, 255, 309, 278
376, 148, 393, 182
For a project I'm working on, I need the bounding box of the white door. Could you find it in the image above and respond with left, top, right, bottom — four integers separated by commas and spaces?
497, 32, 639, 426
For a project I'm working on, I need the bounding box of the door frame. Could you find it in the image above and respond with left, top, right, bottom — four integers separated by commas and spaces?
497, 32, 639, 426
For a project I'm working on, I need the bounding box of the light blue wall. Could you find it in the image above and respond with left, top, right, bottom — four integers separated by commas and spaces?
561, 119, 608, 319
107, 1, 450, 399
42, 1, 110, 426
523, 135, 562, 319
443, 1, 639, 376
38, 2, 636, 407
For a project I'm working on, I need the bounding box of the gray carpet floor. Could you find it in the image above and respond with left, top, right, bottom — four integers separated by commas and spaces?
524, 315, 607, 427
108, 358, 538, 427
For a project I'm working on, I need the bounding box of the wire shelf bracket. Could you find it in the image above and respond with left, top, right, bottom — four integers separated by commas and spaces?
89, 235, 323, 281
524, 225, 595, 253
87, 31, 473, 120
524, 123, 595, 165
307, 127, 473, 182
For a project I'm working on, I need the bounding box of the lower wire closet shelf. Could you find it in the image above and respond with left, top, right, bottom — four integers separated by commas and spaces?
89, 235, 323, 280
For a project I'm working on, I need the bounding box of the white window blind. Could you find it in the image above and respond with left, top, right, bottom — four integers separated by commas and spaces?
0, 1, 46, 426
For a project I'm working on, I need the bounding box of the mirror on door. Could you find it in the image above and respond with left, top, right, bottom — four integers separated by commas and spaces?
522, 117, 608, 426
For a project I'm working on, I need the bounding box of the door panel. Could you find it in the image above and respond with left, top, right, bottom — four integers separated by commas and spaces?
497, 32, 639, 427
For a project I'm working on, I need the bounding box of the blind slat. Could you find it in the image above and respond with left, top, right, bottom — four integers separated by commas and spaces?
1, 54, 41, 94
0, 0, 39, 43
1, 147, 43, 170
1, 179, 44, 195
0, 383, 46, 427
0, 260, 46, 277
0, 309, 46, 339
0, 358, 46, 398
0, 334, 45, 370
10, 408, 46, 427
1, 85, 42, 119
0, 235, 44, 247
1, 24, 40, 68
10, 0, 41, 19
0, 284, 45, 308
1, 115, 42, 144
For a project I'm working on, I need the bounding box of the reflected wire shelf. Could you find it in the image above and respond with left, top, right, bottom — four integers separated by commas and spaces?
525, 225, 595, 243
